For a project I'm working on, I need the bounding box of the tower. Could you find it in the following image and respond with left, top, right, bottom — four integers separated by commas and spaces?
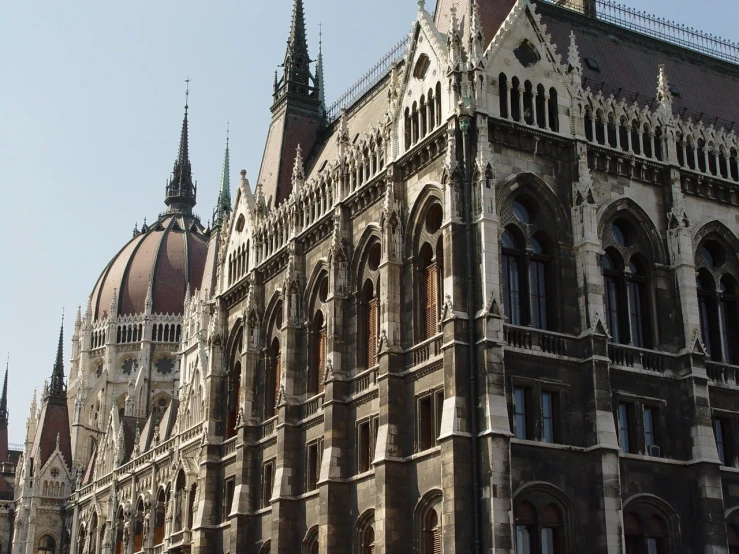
256, 0, 323, 207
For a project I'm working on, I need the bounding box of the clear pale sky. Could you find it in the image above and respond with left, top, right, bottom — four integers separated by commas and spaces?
0, 0, 735, 445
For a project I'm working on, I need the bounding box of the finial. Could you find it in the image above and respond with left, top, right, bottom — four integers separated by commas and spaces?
185, 75, 191, 110
226, 121, 230, 146
319, 21, 323, 47
418, 0, 425, 12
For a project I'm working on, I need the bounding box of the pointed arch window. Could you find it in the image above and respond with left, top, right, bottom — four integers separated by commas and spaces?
134, 499, 145, 552
697, 239, 739, 363
267, 338, 281, 416
155, 489, 166, 545
311, 311, 327, 394
37, 536, 56, 554
624, 512, 668, 554
728, 518, 739, 554
502, 220, 551, 330
514, 493, 568, 554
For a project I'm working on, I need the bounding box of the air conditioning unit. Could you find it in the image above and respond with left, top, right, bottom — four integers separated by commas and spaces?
647, 445, 661, 458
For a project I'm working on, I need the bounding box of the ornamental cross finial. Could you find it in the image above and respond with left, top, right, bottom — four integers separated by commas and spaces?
185, 76, 191, 109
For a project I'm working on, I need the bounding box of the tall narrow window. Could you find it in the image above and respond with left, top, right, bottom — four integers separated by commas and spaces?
548, 88, 559, 132
358, 420, 371, 473
720, 276, 739, 364
515, 501, 536, 554
262, 461, 274, 508
715, 419, 726, 465
542, 391, 556, 443
644, 406, 656, 450
603, 253, 624, 344
221, 478, 235, 523
424, 509, 441, 554
530, 236, 549, 330
267, 338, 281, 416
311, 311, 326, 394
227, 361, 241, 439
364, 280, 378, 368
697, 271, 717, 358
513, 387, 530, 440
502, 229, 524, 326
418, 395, 434, 451
618, 403, 631, 454
420, 244, 439, 340
627, 259, 649, 348
499, 73, 509, 118
306, 442, 320, 491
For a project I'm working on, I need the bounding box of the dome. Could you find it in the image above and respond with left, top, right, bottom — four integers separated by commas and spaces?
90, 213, 209, 321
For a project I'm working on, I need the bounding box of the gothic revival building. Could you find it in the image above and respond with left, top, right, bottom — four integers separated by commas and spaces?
11, 0, 739, 552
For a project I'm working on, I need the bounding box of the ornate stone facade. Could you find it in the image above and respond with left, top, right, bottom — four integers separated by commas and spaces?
11, 0, 739, 553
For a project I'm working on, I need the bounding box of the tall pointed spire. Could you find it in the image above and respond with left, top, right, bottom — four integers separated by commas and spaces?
272, 0, 319, 110
165, 79, 197, 213
317, 24, 326, 117
0, 355, 8, 422
49, 311, 66, 397
214, 124, 232, 228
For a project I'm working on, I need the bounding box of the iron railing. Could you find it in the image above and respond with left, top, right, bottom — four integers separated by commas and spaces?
547, 0, 739, 64
325, 37, 408, 123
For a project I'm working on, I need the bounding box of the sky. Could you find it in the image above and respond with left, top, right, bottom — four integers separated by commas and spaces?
0, 0, 735, 445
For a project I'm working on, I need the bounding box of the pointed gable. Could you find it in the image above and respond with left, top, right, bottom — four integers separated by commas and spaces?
30, 394, 72, 471
435, 0, 517, 47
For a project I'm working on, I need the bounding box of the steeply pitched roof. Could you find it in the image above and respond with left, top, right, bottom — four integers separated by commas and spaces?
537, 2, 739, 131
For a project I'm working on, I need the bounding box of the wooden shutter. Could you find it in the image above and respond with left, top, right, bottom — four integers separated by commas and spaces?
424, 264, 438, 340
542, 503, 562, 526
367, 299, 378, 367
273, 356, 281, 415
432, 528, 442, 554
317, 329, 326, 393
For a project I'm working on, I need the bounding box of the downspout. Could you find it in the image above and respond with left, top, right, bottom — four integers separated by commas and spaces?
459, 106, 481, 553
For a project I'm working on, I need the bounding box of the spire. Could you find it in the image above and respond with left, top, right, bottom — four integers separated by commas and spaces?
214, 125, 232, 227
273, 0, 319, 110
165, 79, 197, 213
317, 24, 326, 117
0, 356, 8, 422
49, 311, 66, 397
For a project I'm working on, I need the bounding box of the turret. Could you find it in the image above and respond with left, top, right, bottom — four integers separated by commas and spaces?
213, 128, 232, 229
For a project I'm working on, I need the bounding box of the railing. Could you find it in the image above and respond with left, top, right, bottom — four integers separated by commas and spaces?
222, 436, 237, 457
353, 366, 379, 394
546, 0, 739, 64
303, 394, 324, 418
153, 546, 164, 554
608, 343, 670, 373
504, 325, 570, 357
325, 37, 408, 122
407, 334, 444, 367
706, 361, 739, 386
261, 416, 277, 439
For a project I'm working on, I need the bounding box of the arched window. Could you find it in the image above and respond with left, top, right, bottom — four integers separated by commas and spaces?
134, 499, 144, 552
114, 507, 125, 554
595, 110, 606, 145
511, 78, 521, 122
405, 108, 411, 150
501, 204, 552, 331
607, 113, 618, 148
419, 243, 441, 341
523, 81, 534, 125
311, 311, 326, 394
697, 139, 707, 173
267, 338, 281, 416
731, 148, 739, 181
187, 483, 197, 529
536, 85, 546, 128
435, 82, 442, 126
361, 525, 375, 554
37, 536, 56, 554
303, 527, 319, 554
514, 487, 570, 554
696, 237, 739, 363
624, 512, 667, 554
631, 120, 641, 155
619, 117, 630, 151
424, 508, 441, 554
602, 219, 652, 348
155, 489, 166, 545
585, 107, 594, 142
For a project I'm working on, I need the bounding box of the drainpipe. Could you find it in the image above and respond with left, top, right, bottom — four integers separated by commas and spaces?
459, 104, 481, 554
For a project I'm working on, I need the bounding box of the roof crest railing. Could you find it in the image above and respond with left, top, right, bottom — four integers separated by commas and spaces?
546, 0, 739, 64
325, 37, 408, 123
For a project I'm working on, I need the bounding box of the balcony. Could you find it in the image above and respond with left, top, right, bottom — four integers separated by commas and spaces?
303, 393, 324, 418
504, 325, 572, 357
261, 416, 277, 440
706, 361, 739, 387
406, 334, 443, 368
608, 343, 673, 374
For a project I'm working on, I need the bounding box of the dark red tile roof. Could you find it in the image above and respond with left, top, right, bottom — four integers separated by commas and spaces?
91, 214, 209, 320
30, 395, 72, 471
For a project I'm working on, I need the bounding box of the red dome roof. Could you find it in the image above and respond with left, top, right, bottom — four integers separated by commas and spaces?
90, 214, 209, 321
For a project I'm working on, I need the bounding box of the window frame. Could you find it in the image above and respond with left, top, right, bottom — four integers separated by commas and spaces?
416, 390, 444, 452
510, 379, 565, 444
261, 459, 275, 509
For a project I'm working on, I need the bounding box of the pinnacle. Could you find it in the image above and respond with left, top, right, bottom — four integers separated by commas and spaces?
166, 84, 197, 213
49, 312, 66, 397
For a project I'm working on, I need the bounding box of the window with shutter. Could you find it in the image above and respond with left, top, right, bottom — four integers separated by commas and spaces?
424, 262, 438, 340
273, 355, 281, 415
367, 298, 378, 368
317, 329, 326, 393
